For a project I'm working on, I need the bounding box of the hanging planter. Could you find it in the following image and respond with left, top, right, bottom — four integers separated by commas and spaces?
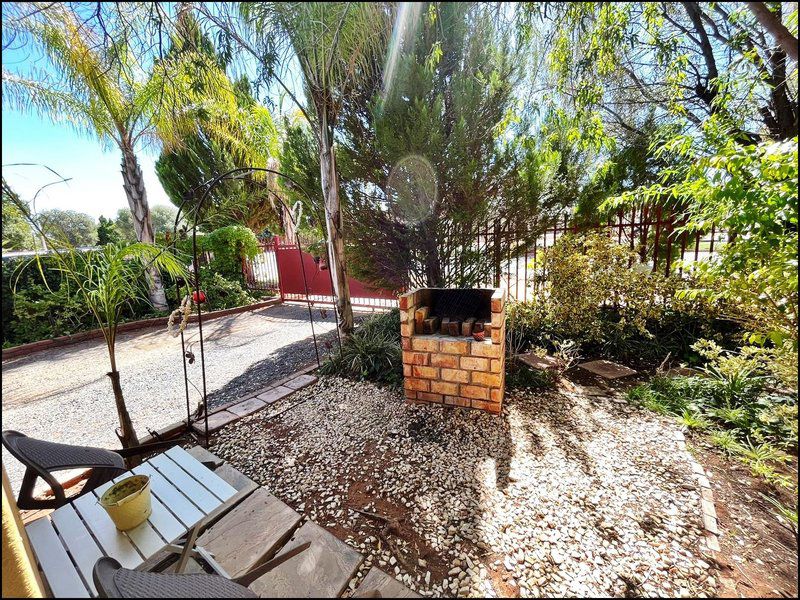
318, 256, 329, 270
192, 290, 207, 304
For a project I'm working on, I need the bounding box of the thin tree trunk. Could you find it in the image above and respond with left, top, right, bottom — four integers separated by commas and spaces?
120, 147, 168, 311
107, 349, 139, 449
746, 2, 798, 62
318, 115, 354, 338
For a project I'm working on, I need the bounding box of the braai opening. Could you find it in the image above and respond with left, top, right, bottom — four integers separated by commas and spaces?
415, 288, 494, 337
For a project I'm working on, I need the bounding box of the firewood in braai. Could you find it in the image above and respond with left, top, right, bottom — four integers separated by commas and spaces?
448, 319, 462, 336
422, 316, 440, 334
439, 317, 451, 335
462, 317, 476, 336
484, 323, 492, 338
414, 306, 430, 334
473, 321, 484, 333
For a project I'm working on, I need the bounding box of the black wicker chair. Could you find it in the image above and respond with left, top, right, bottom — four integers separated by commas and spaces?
92, 542, 312, 598
2, 430, 181, 510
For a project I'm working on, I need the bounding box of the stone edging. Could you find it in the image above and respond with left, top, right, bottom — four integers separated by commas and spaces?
673, 429, 722, 553
1, 298, 281, 361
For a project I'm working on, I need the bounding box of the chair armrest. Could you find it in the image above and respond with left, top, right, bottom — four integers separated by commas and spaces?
233, 541, 312, 587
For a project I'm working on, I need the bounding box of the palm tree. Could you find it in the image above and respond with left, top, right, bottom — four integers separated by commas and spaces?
2, 3, 231, 310
201, 2, 393, 337
4, 178, 187, 448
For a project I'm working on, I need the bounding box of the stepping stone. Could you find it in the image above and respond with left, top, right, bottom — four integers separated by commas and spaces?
578, 359, 637, 379
197, 488, 302, 580
228, 397, 267, 418
248, 521, 363, 598
256, 385, 294, 405
192, 410, 238, 434
285, 374, 318, 390
353, 567, 420, 598
185, 445, 224, 469
516, 352, 564, 371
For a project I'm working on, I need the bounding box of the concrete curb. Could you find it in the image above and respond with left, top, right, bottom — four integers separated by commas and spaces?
2, 298, 281, 361
673, 429, 722, 553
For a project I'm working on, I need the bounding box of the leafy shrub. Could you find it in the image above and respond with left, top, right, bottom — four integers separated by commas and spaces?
508, 232, 732, 363
198, 225, 260, 281
320, 309, 402, 387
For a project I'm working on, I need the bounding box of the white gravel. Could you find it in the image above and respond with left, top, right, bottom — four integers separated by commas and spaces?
1, 303, 356, 494
213, 377, 717, 598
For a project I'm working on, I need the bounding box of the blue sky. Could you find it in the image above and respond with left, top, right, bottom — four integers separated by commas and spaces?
2, 108, 172, 220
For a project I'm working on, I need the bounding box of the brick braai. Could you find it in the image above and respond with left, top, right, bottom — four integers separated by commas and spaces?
399, 287, 506, 414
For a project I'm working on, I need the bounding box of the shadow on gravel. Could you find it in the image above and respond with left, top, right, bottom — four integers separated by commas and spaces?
206, 330, 338, 408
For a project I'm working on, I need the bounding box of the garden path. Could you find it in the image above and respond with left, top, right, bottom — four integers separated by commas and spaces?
1, 303, 360, 495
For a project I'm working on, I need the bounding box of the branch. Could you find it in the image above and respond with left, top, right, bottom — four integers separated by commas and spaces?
746, 2, 799, 62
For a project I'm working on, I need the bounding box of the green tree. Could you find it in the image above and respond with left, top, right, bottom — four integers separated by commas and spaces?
202, 2, 394, 338
96, 215, 122, 246
2, 2, 233, 309
2, 179, 36, 250
115, 205, 179, 242
38, 208, 96, 247
6, 184, 187, 447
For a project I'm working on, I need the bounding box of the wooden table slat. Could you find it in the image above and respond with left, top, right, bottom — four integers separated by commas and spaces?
131, 462, 205, 528
26, 517, 90, 598
165, 446, 237, 501
72, 492, 142, 569
50, 504, 103, 595
148, 454, 220, 514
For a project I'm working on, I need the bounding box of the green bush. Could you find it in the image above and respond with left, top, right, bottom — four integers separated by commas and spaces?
199, 225, 260, 281
507, 232, 736, 363
320, 309, 402, 387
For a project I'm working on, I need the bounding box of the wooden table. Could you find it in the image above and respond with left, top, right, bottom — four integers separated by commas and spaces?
25, 446, 238, 598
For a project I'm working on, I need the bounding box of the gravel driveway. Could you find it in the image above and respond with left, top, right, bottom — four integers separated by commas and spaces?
213, 377, 717, 598
1, 303, 358, 494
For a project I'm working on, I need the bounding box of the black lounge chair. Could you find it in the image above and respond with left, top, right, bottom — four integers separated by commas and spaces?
92, 542, 312, 598
2, 430, 181, 510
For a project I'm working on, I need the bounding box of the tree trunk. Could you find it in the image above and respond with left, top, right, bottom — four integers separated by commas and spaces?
318, 114, 354, 338
120, 147, 168, 311
746, 2, 798, 62
106, 368, 139, 449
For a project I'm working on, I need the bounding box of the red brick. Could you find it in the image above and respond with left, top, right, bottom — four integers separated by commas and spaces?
399, 294, 410, 310
461, 356, 489, 371
404, 378, 429, 392
491, 326, 504, 344
441, 340, 469, 354
490, 387, 504, 403
471, 341, 501, 358
403, 364, 412, 377
431, 380, 459, 396
431, 354, 459, 368
472, 371, 502, 387
490, 358, 503, 373
491, 311, 503, 328
412, 365, 439, 379
444, 396, 470, 407
412, 338, 439, 352
401, 337, 411, 350
491, 298, 503, 313
461, 384, 490, 400
472, 399, 501, 413
417, 392, 443, 403
402, 351, 429, 365
441, 368, 471, 383
404, 389, 417, 399
401, 323, 413, 337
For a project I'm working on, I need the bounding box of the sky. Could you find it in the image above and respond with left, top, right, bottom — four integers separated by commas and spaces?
2, 108, 173, 220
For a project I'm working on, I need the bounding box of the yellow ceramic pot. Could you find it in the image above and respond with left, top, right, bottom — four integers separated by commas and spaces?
99, 475, 152, 531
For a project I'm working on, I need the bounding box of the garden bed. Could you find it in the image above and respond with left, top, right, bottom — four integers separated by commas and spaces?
211, 376, 717, 597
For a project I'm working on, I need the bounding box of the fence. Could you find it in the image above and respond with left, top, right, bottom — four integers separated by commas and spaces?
243, 206, 726, 306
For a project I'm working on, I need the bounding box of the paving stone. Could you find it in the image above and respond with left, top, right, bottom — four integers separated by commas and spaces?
248, 520, 363, 598
256, 385, 295, 405
353, 566, 420, 598
702, 513, 719, 535
516, 352, 563, 371
197, 488, 302, 580
285, 374, 319, 390
228, 397, 267, 418
185, 445, 224, 469
578, 359, 637, 379
192, 410, 238, 434
705, 534, 721, 552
